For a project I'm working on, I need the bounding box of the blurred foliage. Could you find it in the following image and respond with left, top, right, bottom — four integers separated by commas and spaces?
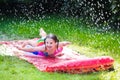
0, 0, 32, 3
110, 0, 120, 30
60, 0, 120, 31
0, 0, 120, 31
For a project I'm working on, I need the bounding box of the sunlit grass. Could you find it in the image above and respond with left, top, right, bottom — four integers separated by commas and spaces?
0, 15, 120, 80
0, 56, 101, 80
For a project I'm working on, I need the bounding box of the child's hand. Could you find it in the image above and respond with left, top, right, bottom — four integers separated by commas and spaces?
55, 53, 64, 57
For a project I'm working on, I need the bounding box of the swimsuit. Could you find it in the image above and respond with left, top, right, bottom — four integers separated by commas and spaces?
32, 47, 63, 57
32, 38, 63, 57
37, 38, 44, 46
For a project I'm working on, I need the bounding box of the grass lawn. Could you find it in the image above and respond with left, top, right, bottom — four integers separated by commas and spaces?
0, 15, 120, 80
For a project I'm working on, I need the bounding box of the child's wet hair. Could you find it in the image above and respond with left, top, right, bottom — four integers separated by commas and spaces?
44, 33, 59, 48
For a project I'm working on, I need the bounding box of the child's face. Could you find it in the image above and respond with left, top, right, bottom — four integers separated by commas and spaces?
45, 38, 57, 50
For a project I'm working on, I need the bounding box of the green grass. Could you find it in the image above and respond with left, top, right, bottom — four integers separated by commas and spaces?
0, 15, 120, 80
0, 56, 101, 80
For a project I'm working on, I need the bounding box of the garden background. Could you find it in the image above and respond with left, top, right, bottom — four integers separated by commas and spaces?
0, 0, 120, 80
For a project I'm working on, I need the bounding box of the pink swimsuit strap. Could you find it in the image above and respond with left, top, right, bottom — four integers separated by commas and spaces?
38, 47, 63, 57
54, 47, 63, 55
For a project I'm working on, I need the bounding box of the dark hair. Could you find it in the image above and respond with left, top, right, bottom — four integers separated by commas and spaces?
44, 33, 59, 48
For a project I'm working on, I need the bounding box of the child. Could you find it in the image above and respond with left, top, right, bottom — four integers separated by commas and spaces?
14, 28, 71, 57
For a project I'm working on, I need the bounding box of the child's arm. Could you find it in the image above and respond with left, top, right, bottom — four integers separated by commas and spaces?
15, 45, 45, 52
59, 41, 71, 47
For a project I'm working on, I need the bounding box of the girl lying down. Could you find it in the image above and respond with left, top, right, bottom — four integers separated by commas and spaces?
14, 28, 84, 59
